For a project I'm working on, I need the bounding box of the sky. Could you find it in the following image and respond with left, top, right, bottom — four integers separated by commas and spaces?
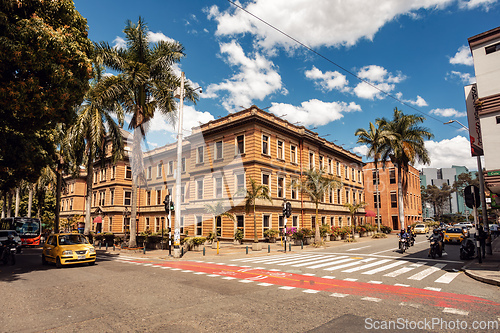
74, 0, 500, 172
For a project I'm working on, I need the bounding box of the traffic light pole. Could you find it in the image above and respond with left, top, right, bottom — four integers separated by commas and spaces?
168, 207, 172, 256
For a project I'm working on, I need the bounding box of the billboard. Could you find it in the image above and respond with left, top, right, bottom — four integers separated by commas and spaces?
464, 83, 484, 156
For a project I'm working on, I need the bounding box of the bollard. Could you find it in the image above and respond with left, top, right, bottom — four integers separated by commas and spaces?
289, 242, 291, 252
301, 240, 303, 250
217, 241, 219, 255
246, 246, 248, 255
268, 244, 270, 253
113, 244, 115, 251
143, 246, 146, 254
99, 242, 102, 250
181, 247, 184, 257
106, 243, 108, 251
203, 247, 206, 256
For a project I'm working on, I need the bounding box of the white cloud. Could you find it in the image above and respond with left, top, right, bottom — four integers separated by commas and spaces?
414, 136, 478, 170
447, 70, 475, 84
353, 145, 369, 157
208, 0, 459, 50
353, 65, 406, 100
147, 105, 215, 138
113, 36, 126, 49
430, 108, 467, 117
147, 31, 176, 43
459, 0, 498, 10
268, 99, 361, 127
204, 41, 286, 112
449, 45, 473, 66
403, 95, 428, 107
305, 66, 349, 92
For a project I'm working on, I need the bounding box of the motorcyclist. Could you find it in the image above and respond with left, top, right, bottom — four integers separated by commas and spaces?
1, 234, 18, 259
407, 225, 416, 245
399, 228, 409, 248
428, 228, 443, 257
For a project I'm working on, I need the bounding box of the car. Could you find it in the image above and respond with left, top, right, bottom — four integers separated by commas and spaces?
413, 224, 429, 234
0, 230, 22, 253
454, 222, 473, 229
443, 227, 465, 243
42, 233, 96, 268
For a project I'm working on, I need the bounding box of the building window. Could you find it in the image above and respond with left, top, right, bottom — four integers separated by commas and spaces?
180, 217, 184, 234
215, 177, 223, 198
181, 157, 186, 173
292, 216, 298, 228
147, 166, 152, 179
262, 173, 270, 188
263, 215, 270, 233
99, 191, 105, 206
337, 189, 341, 204
123, 218, 130, 233
168, 161, 173, 175
319, 156, 324, 170
338, 217, 343, 227
236, 173, 245, 195
236, 215, 244, 231
329, 188, 333, 204
262, 135, 269, 155
311, 216, 316, 230
215, 216, 222, 237
485, 42, 500, 55
215, 140, 223, 160
277, 176, 284, 198
108, 217, 112, 232
92, 192, 97, 206
196, 216, 203, 236
155, 217, 161, 233
345, 189, 349, 204
70, 198, 73, 210
145, 217, 150, 231
291, 180, 297, 200
110, 189, 114, 205
390, 169, 396, 184
181, 185, 185, 203
358, 170, 362, 183
156, 189, 162, 205
197, 146, 204, 163
309, 152, 314, 169
352, 168, 355, 181
345, 166, 349, 179
391, 193, 397, 208
156, 163, 162, 178
236, 135, 245, 155
330, 216, 334, 227
111, 166, 116, 179
197, 179, 203, 200
279, 215, 284, 231
146, 191, 151, 206
336, 162, 341, 176
277, 139, 284, 160
328, 159, 332, 174
290, 145, 297, 164
124, 191, 132, 206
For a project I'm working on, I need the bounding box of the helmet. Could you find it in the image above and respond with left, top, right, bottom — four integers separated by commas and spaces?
7, 234, 14, 240
401, 229, 405, 233
433, 229, 438, 235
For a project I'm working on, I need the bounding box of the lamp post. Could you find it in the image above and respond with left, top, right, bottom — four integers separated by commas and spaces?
123, 207, 130, 243
173, 73, 202, 258
444, 120, 489, 232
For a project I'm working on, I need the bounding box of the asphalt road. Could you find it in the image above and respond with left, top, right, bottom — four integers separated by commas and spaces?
0, 236, 499, 333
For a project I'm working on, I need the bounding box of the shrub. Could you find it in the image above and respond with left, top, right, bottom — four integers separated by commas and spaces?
320, 224, 331, 237
234, 229, 244, 241
372, 233, 387, 239
192, 237, 206, 246
264, 229, 279, 238
380, 225, 392, 234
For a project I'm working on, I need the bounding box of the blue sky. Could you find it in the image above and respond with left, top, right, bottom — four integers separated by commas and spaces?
74, 0, 499, 171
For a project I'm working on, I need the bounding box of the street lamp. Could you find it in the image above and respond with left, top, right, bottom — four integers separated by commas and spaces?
173, 73, 202, 258
123, 207, 130, 241
444, 120, 488, 232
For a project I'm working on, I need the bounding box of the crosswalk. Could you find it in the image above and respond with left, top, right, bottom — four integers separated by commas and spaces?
231, 253, 460, 285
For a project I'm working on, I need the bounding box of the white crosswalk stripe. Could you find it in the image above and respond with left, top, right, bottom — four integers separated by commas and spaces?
434, 272, 460, 284
324, 258, 376, 271
362, 260, 405, 275
408, 263, 446, 280
383, 262, 426, 277
307, 257, 355, 269
342, 259, 391, 273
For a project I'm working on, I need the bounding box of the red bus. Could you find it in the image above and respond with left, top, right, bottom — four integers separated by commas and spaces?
0, 217, 42, 246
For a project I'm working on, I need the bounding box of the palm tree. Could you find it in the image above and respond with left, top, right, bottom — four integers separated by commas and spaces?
244, 177, 272, 243
355, 121, 394, 232
204, 201, 235, 244
344, 202, 367, 239
295, 169, 343, 244
68, 65, 124, 238
378, 108, 433, 230
95, 17, 198, 247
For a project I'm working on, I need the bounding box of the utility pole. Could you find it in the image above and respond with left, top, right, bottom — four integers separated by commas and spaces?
173, 72, 185, 258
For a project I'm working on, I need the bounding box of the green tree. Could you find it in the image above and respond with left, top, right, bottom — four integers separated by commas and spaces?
204, 201, 235, 243
295, 169, 343, 244
244, 177, 272, 243
68, 65, 124, 237
344, 202, 367, 238
355, 121, 394, 232
95, 17, 198, 247
421, 184, 453, 221
0, 0, 93, 189
379, 108, 433, 230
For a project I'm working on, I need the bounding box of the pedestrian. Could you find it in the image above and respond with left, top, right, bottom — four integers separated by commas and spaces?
490, 223, 499, 238
477, 225, 486, 259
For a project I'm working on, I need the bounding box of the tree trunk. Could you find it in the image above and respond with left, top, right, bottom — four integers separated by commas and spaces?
129, 181, 138, 248
397, 165, 405, 230
375, 168, 381, 232
253, 204, 258, 243
84, 157, 93, 236
2, 191, 6, 218
314, 205, 320, 243
15, 187, 20, 217
7, 190, 12, 217
28, 184, 33, 218
55, 169, 62, 233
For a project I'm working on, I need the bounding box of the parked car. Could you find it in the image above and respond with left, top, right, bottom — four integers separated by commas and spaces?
413, 224, 429, 234
0, 230, 22, 253
455, 222, 473, 229
42, 233, 96, 268
443, 227, 465, 243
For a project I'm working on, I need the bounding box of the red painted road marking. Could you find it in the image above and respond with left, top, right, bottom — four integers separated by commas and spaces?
125, 259, 500, 314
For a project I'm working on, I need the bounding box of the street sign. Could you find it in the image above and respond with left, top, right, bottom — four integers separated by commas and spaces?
464, 185, 480, 209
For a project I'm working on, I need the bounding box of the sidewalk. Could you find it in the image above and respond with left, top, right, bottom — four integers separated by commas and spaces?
97, 233, 387, 261
463, 235, 500, 286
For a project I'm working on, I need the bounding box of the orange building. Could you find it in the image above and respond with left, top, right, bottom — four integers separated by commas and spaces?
363, 161, 422, 231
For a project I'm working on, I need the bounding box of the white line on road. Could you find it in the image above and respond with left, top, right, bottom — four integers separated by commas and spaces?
303, 289, 320, 294
443, 308, 468, 316
424, 287, 442, 292
361, 297, 382, 302
434, 272, 460, 284
343, 278, 358, 282
279, 286, 295, 290
257, 283, 274, 286
324, 258, 376, 271
292, 256, 347, 267
322, 276, 336, 279
307, 258, 355, 269
368, 281, 383, 284
384, 262, 426, 277
362, 260, 405, 275
330, 293, 349, 297
342, 259, 391, 273
394, 284, 410, 287
408, 263, 446, 280
346, 245, 371, 252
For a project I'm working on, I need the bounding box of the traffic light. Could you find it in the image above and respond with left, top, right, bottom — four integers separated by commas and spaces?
286, 202, 292, 218
282, 203, 287, 216
464, 185, 480, 209
169, 200, 175, 212
163, 195, 170, 213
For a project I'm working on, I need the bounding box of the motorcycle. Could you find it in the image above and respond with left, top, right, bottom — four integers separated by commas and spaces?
1, 241, 16, 265
460, 237, 476, 260
398, 235, 409, 253
428, 238, 442, 259
408, 232, 415, 247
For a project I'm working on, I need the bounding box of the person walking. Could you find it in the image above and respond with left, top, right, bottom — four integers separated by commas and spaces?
477, 225, 487, 259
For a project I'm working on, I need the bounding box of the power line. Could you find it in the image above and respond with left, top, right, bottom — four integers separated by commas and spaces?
226, 0, 463, 130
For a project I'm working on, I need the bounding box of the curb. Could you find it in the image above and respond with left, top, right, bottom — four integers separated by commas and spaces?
464, 269, 500, 286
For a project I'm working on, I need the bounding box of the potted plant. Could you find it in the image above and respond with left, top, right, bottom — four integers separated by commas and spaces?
192, 237, 206, 251
319, 224, 331, 241
234, 229, 244, 245
330, 227, 341, 241
264, 228, 279, 243
301, 228, 313, 245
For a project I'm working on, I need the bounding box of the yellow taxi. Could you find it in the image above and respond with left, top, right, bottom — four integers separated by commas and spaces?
413, 224, 429, 234
443, 227, 465, 243
42, 233, 96, 268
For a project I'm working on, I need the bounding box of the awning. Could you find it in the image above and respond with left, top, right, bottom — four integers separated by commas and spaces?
365, 210, 376, 217
93, 216, 102, 224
